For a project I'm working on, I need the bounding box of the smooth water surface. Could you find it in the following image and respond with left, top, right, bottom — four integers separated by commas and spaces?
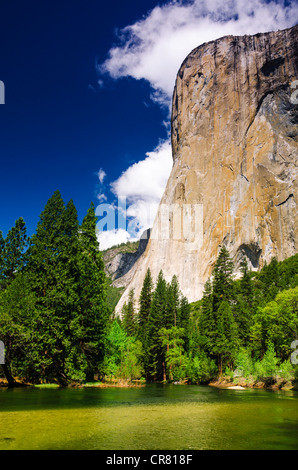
0, 384, 297, 450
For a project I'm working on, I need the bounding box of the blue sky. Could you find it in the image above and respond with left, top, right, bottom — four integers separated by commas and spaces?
0, 0, 297, 249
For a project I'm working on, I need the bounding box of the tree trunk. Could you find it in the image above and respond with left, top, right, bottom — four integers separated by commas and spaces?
218, 355, 223, 377
1, 364, 17, 387
162, 361, 167, 382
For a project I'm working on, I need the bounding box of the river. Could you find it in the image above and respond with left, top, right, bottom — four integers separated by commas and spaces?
0, 384, 297, 450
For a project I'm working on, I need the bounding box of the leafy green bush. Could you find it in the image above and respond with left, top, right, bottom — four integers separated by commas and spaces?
185, 353, 218, 384
253, 343, 279, 380
234, 348, 254, 378
103, 320, 143, 381
277, 361, 295, 381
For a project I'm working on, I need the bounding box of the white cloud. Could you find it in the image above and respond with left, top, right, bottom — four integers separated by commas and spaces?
97, 193, 107, 202
100, 0, 298, 108
95, 140, 172, 250
98, 168, 106, 184
97, 0, 298, 249
97, 228, 137, 251
111, 139, 173, 234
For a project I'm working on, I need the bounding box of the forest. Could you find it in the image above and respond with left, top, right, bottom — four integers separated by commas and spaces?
0, 191, 297, 388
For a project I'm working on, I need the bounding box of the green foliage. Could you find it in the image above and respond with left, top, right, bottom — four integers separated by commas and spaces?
212, 246, 234, 309
234, 348, 254, 378
119, 338, 144, 381
192, 252, 298, 382
103, 320, 143, 381
159, 327, 185, 381
106, 281, 124, 313
252, 286, 298, 360
144, 270, 168, 380
1, 197, 297, 389
278, 361, 295, 381
213, 301, 239, 375
0, 191, 109, 385
122, 289, 138, 337
253, 343, 279, 380
0, 218, 28, 288
101, 241, 139, 254
185, 352, 218, 384
137, 268, 153, 344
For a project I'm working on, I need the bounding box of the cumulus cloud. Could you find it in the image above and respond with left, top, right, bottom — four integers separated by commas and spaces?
100, 0, 298, 108
111, 139, 173, 236
97, 0, 298, 249
97, 228, 136, 251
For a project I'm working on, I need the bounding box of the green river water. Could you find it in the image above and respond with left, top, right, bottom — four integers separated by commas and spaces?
0, 384, 297, 450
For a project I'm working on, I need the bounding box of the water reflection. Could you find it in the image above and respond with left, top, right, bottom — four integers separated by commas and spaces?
0, 384, 297, 450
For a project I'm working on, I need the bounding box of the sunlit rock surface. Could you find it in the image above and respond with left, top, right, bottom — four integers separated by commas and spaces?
115, 25, 298, 313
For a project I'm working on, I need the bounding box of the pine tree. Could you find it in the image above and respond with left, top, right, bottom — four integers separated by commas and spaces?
167, 275, 180, 328
258, 257, 279, 303
138, 268, 153, 342
0, 272, 36, 386
0, 195, 109, 385
21, 193, 110, 384
75, 202, 110, 381
212, 246, 234, 310
178, 295, 191, 351
0, 219, 30, 385
198, 278, 216, 353
26, 190, 66, 293
213, 300, 239, 375
235, 257, 254, 346
122, 289, 137, 337
1, 218, 28, 286
146, 270, 168, 380
0, 231, 5, 287
239, 257, 253, 301
25, 190, 72, 384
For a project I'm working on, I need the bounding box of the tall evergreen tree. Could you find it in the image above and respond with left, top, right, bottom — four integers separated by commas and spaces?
138, 268, 153, 341
239, 257, 253, 302
24, 190, 72, 384
18, 193, 110, 384
213, 300, 239, 375
167, 275, 180, 328
146, 270, 168, 380
0, 272, 36, 386
257, 257, 279, 304
198, 278, 216, 353
75, 201, 110, 381
178, 294, 191, 351
212, 246, 234, 310
0, 231, 5, 287
122, 289, 137, 337
235, 257, 255, 346
1, 218, 28, 286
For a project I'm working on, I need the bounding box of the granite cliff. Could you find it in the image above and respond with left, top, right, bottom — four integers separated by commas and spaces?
115, 24, 298, 313
103, 229, 150, 288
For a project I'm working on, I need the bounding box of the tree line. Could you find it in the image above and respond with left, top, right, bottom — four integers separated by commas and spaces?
0, 190, 297, 387
0, 191, 109, 386
117, 247, 298, 384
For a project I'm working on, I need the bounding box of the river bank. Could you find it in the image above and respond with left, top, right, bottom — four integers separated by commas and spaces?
1, 376, 297, 391
0, 377, 145, 389
209, 376, 298, 391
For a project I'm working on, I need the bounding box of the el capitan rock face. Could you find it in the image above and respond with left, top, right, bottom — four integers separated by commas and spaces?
116, 25, 298, 312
